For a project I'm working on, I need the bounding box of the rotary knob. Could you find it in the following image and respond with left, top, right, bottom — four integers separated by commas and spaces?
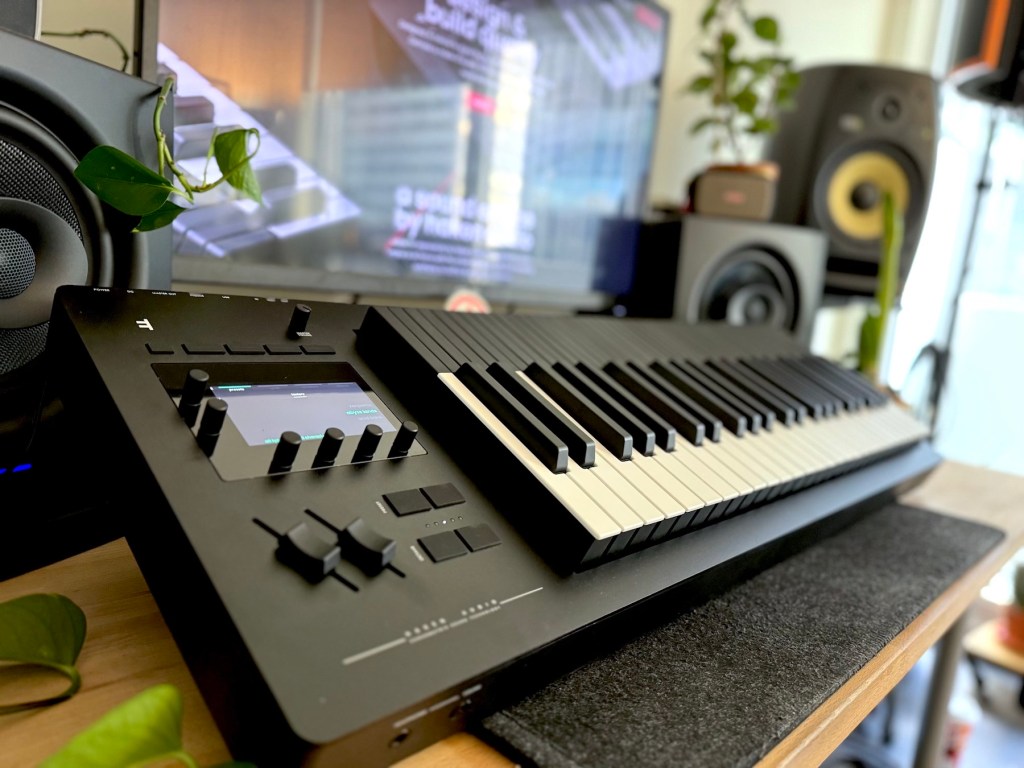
288, 304, 312, 338
352, 424, 383, 462
388, 421, 419, 458
197, 398, 228, 455
312, 427, 345, 468
269, 431, 302, 473
178, 368, 209, 426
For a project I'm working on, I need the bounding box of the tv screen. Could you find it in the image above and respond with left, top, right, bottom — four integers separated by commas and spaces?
157, 0, 668, 309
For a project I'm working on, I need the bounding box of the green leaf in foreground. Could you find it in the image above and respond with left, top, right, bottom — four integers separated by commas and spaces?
42, 684, 186, 768
213, 128, 262, 204
135, 199, 187, 232
73, 145, 176, 216
0, 593, 86, 713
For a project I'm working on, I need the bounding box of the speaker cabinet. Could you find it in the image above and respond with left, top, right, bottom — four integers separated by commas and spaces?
618, 214, 827, 344
0, 29, 171, 455
765, 65, 938, 298
0, 0, 38, 39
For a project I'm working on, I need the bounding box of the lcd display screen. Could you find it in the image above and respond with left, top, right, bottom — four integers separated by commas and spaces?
214, 382, 397, 447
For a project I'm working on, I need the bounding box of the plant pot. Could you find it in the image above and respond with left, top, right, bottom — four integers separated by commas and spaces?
691, 162, 779, 221
996, 602, 1024, 655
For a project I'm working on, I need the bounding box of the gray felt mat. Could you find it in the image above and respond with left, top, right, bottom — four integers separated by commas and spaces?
480, 503, 1004, 768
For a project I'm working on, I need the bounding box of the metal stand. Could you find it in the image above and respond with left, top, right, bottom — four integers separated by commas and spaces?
913, 615, 969, 768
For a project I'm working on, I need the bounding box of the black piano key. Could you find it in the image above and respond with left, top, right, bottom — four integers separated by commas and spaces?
760, 358, 844, 415
674, 361, 764, 434
780, 357, 865, 411
633, 363, 723, 442
688, 361, 776, 431
434, 311, 497, 366
488, 362, 597, 468
805, 356, 888, 407
526, 362, 633, 461
379, 307, 458, 372
574, 362, 677, 452
713, 359, 806, 424
741, 359, 826, 419
602, 361, 706, 447
552, 362, 657, 457
458, 314, 529, 370
650, 361, 747, 437
409, 309, 485, 366
455, 362, 569, 473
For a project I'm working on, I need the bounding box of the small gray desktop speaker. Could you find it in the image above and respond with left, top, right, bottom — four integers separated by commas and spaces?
0, 29, 170, 451
620, 214, 827, 344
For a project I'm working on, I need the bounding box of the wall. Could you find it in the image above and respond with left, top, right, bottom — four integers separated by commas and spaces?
38, 0, 136, 73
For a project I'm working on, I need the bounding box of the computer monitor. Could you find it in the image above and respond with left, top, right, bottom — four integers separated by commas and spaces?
156, 0, 668, 309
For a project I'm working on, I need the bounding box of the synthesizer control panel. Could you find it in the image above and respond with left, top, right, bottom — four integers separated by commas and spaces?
46, 286, 940, 766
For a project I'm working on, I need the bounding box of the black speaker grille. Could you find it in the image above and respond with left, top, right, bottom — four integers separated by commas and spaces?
0, 324, 47, 376
0, 228, 34, 298
0, 137, 83, 240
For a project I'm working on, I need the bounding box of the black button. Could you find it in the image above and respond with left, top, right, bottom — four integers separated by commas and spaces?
383, 489, 432, 516
226, 344, 266, 355
421, 483, 465, 509
265, 344, 302, 355
275, 522, 341, 583
182, 343, 226, 355
337, 517, 396, 576
146, 342, 175, 355
301, 344, 336, 355
418, 531, 468, 563
456, 524, 500, 552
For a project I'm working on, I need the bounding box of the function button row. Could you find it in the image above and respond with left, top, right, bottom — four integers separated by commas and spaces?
384, 483, 465, 517
149, 343, 336, 356
418, 524, 501, 563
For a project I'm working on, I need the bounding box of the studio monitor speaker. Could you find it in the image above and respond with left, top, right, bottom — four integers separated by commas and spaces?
619, 214, 827, 344
0, 29, 171, 457
765, 64, 938, 298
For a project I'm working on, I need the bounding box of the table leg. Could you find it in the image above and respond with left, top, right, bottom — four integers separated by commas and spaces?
913, 614, 969, 768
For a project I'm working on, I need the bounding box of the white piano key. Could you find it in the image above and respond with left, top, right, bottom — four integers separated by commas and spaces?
440, 373, 621, 540
517, 371, 673, 525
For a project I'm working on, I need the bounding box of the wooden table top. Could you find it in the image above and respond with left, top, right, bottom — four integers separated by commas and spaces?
2, 460, 1022, 767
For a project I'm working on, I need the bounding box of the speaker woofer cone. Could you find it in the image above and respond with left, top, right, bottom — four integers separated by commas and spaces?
0, 198, 87, 332
697, 247, 798, 332
813, 141, 922, 256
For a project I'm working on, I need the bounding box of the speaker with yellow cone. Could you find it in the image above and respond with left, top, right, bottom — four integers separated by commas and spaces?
766, 65, 938, 298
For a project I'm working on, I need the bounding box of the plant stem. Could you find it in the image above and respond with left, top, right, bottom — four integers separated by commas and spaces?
41, 28, 130, 72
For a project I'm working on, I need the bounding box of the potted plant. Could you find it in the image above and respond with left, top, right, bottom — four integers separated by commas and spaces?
684, 0, 800, 219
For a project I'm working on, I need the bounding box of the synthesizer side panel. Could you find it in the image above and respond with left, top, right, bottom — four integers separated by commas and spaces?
46, 286, 941, 766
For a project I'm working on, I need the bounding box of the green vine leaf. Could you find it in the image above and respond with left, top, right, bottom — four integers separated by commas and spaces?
73, 146, 176, 216
700, 0, 720, 28
687, 75, 714, 93
752, 16, 779, 42
213, 129, 262, 204
39, 683, 255, 768
0, 593, 86, 713
135, 200, 188, 233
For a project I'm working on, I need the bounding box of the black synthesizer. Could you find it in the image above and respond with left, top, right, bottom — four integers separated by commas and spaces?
46, 286, 940, 766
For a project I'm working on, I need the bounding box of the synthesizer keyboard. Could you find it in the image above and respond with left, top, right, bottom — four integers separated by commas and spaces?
46, 286, 940, 766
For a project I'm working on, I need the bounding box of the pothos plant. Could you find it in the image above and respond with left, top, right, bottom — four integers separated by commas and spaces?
73, 76, 262, 232
686, 0, 801, 164
0, 592, 251, 767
